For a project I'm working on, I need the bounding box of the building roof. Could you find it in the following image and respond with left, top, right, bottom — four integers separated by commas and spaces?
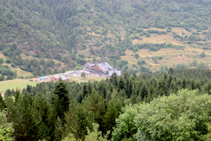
85, 62, 121, 76
97, 62, 112, 72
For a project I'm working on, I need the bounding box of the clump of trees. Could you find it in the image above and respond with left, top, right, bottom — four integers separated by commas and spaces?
113, 89, 211, 140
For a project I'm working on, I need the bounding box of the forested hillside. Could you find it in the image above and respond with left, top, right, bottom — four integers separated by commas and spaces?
1, 69, 211, 140
0, 0, 211, 80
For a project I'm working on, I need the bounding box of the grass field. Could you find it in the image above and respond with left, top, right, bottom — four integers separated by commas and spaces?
0, 76, 106, 93
0, 79, 37, 92
69, 76, 106, 83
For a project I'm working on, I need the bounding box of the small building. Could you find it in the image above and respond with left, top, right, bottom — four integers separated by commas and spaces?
50, 77, 59, 82
40, 76, 48, 81
84, 62, 121, 76
61, 76, 67, 81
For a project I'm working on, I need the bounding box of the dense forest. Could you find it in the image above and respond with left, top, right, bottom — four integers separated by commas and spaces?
1, 69, 211, 140
0, 0, 211, 79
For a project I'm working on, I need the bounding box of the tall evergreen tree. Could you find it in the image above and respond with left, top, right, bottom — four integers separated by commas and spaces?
140, 85, 148, 99
65, 103, 90, 141
118, 77, 125, 91
103, 91, 124, 137
54, 80, 69, 120
82, 84, 89, 98
34, 93, 55, 140
83, 90, 106, 133
0, 94, 5, 111
110, 73, 118, 87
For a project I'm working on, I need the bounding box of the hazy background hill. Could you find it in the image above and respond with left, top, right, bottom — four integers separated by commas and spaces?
0, 0, 211, 80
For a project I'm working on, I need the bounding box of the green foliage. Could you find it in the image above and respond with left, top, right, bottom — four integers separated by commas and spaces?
5, 59, 11, 64
103, 90, 124, 136
112, 105, 139, 141
0, 94, 6, 110
54, 81, 69, 120
113, 89, 211, 141
135, 54, 139, 59
62, 132, 76, 141
83, 90, 106, 133
200, 51, 206, 58
0, 65, 17, 79
137, 60, 146, 66
85, 123, 107, 141
0, 110, 14, 141
64, 103, 91, 140
0, 58, 4, 64
81, 72, 86, 78
0, 0, 211, 78
135, 89, 211, 141
54, 117, 64, 141
2, 69, 211, 140
62, 123, 107, 141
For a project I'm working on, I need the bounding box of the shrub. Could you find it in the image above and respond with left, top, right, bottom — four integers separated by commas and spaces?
135, 54, 139, 58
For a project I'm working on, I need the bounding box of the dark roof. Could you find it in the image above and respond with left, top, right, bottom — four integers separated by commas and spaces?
85, 62, 121, 76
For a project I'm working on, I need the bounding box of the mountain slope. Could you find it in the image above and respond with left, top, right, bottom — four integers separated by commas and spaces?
0, 0, 211, 79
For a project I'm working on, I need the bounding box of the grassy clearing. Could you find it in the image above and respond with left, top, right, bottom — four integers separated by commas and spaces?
0, 79, 37, 92
121, 50, 137, 65
16, 68, 34, 78
21, 54, 64, 66
122, 45, 211, 70
171, 27, 193, 36
143, 27, 167, 32
0, 76, 106, 93
132, 33, 181, 45
69, 76, 106, 83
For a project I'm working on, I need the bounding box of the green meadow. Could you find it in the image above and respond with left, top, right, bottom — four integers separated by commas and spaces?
0, 79, 37, 92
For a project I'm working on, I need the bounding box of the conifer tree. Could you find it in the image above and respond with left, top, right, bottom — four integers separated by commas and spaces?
83, 90, 106, 133
207, 83, 211, 95
34, 93, 55, 140
118, 77, 125, 91
82, 84, 89, 98
65, 103, 90, 141
0, 94, 5, 111
54, 80, 69, 120
14, 90, 20, 103
103, 91, 124, 137
54, 117, 64, 141
110, 73, 118, 87
140, 85, 148, 99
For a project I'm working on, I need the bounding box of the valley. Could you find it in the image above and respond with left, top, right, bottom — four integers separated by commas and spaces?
1, 0, 211, 140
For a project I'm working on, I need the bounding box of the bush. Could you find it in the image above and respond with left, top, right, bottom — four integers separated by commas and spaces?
11, 63, 15, 67
200, 51, 206, 58
145, 32, 150, 37
0, 58, 4, 64
137, 60, 146, 65
6, 59, 11, 64
158, 56, 163, 60
135, 54, 139, 58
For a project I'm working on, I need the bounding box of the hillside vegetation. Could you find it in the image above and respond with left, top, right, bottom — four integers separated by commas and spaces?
0, 0, 211, 79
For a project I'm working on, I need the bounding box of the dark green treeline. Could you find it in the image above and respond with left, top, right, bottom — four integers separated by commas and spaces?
1, 69, 211, 140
